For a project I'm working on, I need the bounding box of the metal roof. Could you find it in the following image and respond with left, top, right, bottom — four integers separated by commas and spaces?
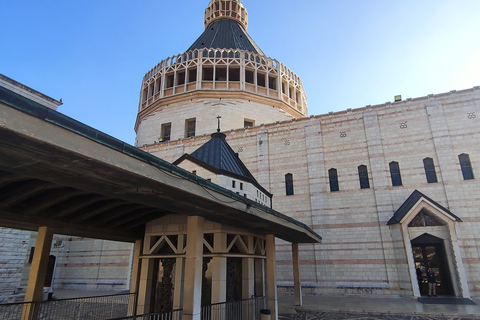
387, 190, 462, 225
187, 19, 264, 54
173, 132, 272, 197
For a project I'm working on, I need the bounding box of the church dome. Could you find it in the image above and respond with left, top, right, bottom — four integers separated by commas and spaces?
135, 0, 309, 145
204, 0, 248, 31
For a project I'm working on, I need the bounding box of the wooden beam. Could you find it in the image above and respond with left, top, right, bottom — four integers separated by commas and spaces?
21, 226, 54, 320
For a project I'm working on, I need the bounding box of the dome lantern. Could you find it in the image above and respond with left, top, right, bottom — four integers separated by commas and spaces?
204, 0, 248, 31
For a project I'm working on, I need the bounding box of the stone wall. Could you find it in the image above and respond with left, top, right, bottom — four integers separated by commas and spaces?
145, 87, 480, 297
0, 227, 30, 295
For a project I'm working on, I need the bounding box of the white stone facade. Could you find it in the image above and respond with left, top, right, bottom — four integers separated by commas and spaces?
143, 87, 480, 297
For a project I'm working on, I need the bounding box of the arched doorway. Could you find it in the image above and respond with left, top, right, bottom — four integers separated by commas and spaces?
411, 234, 453, 296
388, 190, 470, 298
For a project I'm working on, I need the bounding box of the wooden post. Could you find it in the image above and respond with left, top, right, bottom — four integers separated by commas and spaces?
173, 235, 185, 310
211, 232, 226, 304
292, 243, 302, 306
129, 239, 142, 316
265, 234, 277, 319
136, 238, 155, 315
183, 216, 204, 320
21, 226, 54, 320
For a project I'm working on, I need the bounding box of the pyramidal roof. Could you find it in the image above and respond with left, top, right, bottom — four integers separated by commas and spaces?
173, 132, 271, 196
187, 0, 265, 55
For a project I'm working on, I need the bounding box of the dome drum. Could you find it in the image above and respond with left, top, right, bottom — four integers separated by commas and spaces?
139, 48, 307, 118
204, 0, 248, 31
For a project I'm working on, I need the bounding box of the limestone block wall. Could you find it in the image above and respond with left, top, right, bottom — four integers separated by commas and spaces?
146, 87, 480, 297
18, 234, 133, 291
0, 227, 30, 295
135, 98, 293, 147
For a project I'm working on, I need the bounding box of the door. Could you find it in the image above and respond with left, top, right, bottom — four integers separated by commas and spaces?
411, 234, 453, 296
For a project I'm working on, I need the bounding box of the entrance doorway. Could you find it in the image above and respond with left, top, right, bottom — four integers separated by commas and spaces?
411, 234, 453, 296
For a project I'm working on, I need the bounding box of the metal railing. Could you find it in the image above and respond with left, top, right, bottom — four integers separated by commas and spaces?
108, 309, 182, 320
0, 293, 135, 320
201, 296, 266, 320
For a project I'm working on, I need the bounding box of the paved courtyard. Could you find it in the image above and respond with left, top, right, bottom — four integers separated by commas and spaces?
279, 311, 478, 320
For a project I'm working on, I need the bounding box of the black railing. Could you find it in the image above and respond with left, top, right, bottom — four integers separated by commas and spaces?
201, 296, 266, 320
108, 309, 182, 320
0, 293, 135, 320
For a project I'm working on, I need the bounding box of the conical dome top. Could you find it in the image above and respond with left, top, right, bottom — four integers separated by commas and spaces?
187, 0, 264, 54
204, 0, 248, 31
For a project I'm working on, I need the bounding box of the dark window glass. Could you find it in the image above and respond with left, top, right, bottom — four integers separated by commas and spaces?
459, 153, 474, 180
285, 173, 294, 196
186, 119, 196, 138
161, 123, 171, 142
389, 161, 403, 186
423, 158, 438, 183
358, 165, 370, 189
329, 168, 339, 192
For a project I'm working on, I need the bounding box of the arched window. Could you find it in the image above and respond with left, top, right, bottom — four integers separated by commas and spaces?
458, 153, 474, 180
358, 165, 370, 189
423, 157, 438, 183
329, 168, 339, 192
389, 161, 403, 186
285, 173, 294, 196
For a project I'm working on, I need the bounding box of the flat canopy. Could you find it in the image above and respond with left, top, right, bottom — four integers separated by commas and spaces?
0, 89, 321, 244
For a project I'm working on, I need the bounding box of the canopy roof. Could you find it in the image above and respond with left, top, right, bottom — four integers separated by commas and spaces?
0, 84, 321, 244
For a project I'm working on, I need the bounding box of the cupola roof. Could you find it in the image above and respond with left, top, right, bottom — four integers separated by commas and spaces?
187, 0, 264, 55
173, 132, 272, 197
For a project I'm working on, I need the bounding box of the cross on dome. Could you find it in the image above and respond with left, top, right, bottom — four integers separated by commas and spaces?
204, 0, 248, 31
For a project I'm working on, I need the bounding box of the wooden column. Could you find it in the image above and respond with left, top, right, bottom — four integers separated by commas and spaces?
242, 236, 255, 299
173, 235, 185, 310
183, 216, 204, 320
136, 239, 155, 315
265, 234, 277, 319
129, 239, 142, 316
254, 259, 265, 296
21, 226, 54, 320
211, 232, 226, 304
292, 243, 302, 306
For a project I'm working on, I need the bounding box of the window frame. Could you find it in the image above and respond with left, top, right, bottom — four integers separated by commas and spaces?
285, 173, 294, 196
358, 165, 370, 189
423, 157, 438, 183
459, 153, 474, 180
329, 168, 339, 192
389, 161, 403, 186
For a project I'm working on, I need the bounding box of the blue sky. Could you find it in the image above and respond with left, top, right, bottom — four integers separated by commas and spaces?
1, 0, 479, 144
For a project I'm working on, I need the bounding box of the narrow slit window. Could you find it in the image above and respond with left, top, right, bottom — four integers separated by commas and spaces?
358, 165, 370, 189
285, 173, 294, 196
423, 157, 438, 183
459, 153, 474, 180
329, 168, 339, 192
185, 118, 196, 138
389, 161, 403, 186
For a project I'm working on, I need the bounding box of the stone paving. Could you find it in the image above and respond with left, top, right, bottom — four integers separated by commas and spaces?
279, 311, 478, 320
